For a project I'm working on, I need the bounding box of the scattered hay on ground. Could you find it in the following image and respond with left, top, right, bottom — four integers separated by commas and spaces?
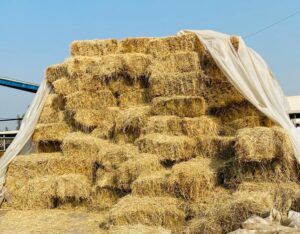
32, 122, 71, 143
136, 133, 196, 161
108, 195, 185, 231
108, 224, 171, 234
151, 96, 206, 117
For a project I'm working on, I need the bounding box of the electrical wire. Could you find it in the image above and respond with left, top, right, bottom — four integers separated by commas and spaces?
244, 10, 300, 39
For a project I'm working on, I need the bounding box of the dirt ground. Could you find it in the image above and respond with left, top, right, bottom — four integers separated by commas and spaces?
0, 209, 107, 234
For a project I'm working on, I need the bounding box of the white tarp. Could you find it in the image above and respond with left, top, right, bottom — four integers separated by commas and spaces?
0, 80, 51, 203
178, 30, 300, 163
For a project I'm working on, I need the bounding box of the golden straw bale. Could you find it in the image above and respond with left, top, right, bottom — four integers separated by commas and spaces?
114, 106, 151, 143
195, 136, 235, 159
186, 217, 222, 234
46, 63, 69, 83
52, 77, 79, 96
167, 157, 216, 200
73, 108, 119, 131
110, 153, 162, 191
212, 101, 264, 123
91, 125, 114, 139
181, 116, 219, 137
149, 72, 204, 97
222, 116, 261, 136
71, 39, 118, 56
32, 122, 71, 143
44, 94, 65, 110
143, 115, 183, 136
205, 80, 245, 108
66, 90, 116, 111
217, 190, 274, 233
119, 89, 149, 108
272, 126, 294, 160
238, 182, 300, 214
109, 196, 185, 231
109, 224, 171, 234
117, 37, 153, 54
7, 174, 90, 209
89, 187, 120, 211
62, 132, 112, 158
136, 133, 196, 161
131, 170, 170, 198
6, 152, 96, 180
235, 127, 276, 162
151, 96, 206, 117
147, 33, 204, 56
150, 52, 201, 74
38, 107, 65, 124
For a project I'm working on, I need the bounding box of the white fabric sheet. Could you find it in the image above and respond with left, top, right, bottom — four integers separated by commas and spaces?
178, 30, 300, 162
0, 80, 51, 203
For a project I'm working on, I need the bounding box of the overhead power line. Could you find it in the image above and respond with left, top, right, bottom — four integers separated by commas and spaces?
244, 10, 300, 39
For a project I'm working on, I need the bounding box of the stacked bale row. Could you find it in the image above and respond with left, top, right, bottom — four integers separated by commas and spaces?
4, 33, 300, 233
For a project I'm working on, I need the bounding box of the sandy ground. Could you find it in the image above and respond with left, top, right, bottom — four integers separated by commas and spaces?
0, 209, 107, 234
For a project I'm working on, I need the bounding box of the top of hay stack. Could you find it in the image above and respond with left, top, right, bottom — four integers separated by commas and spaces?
5, 32, 300, 233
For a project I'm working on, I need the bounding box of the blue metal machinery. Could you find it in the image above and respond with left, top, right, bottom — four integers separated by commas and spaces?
0, 76, 39, 93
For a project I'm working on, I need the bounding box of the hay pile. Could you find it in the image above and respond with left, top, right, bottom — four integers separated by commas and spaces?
4, 32, 299, 233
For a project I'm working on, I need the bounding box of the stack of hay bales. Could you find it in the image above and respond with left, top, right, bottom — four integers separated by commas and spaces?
3, 33, 300, 233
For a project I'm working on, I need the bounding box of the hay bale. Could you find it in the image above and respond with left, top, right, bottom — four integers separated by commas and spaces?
186, 217, 222, 234
7, 174, 90, 209
147, 33, 204, 56
44, 94, 65, 110
108, 224, 171, 234
211, 101, 264, 123
131, 170, 171, 197
149, 72, 204, 98
151, 96, 206, 117
150, 52, 201, 74
46, 63, 69, 83
67, 54, 151, 82
217, 190, 274, 233
38, 108, 65, 124
90, 187, 120, 211
52, 77, 79, 96
181, 116, 219, 137
117, 37, 153, 54
109, 196, 185, 231
195, 136, 235, 159
136, 133, 196, 161
119, 89, 149, 108
62, 132, 112, 158
142, 115, 183, 136
6, 152, 96, 180
221, 116, 261, 136
66, 90, 116, 111
235, 127, 276, 162
109, 153, 162, 191
205, 80, 245, 108
272, 126, 294, 160
32, 122, 71, 143
73, 108, 119, 131
71, 39, 118, 56
114, 106, 151, 143
168, 157, 217, 200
